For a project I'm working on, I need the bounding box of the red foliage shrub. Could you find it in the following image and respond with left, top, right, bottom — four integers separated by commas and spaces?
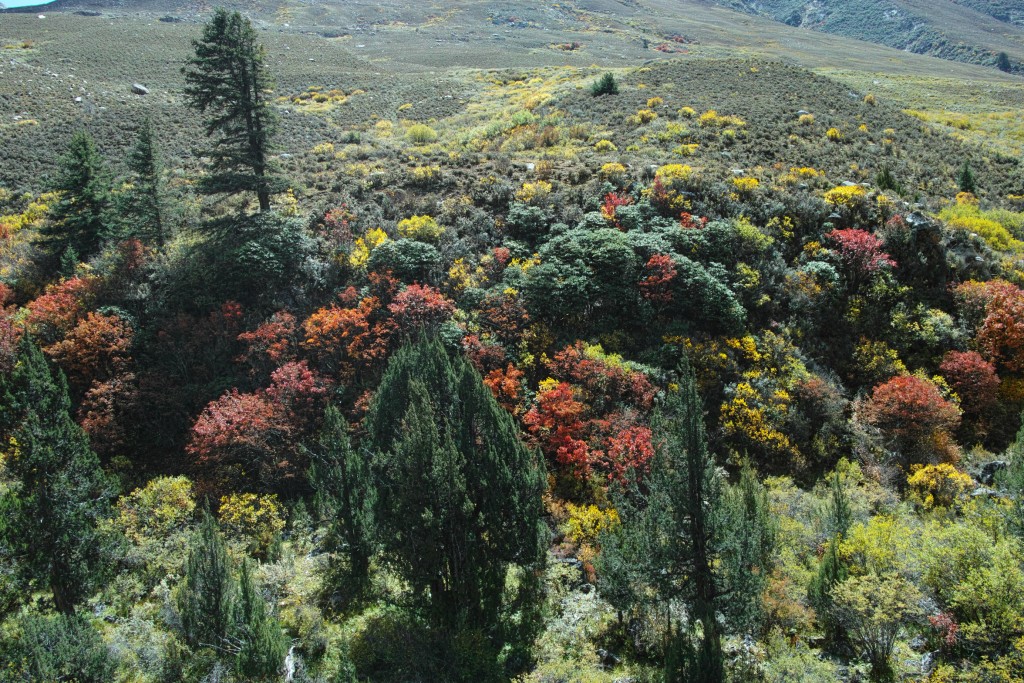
478, 290, 530, 347
547, 342, 656, 411
639, 254, 676, 306
388, 284, 455, 332
483, 363, 525, 415
523, 381, 592, 476
264, 360, 332, 425
237, 311, 299, 379
24, 276, 98, 344
600, 192, 634, 229
939, 350, 999, 416
862, 375, 961, 463
974, 282, 1024, 373
45, 311, 134, 391
78, 372, 138, 457
825, 229, 896, 285
600, 424, 654, 482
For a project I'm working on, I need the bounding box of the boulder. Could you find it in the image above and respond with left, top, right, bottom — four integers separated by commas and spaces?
131, 83, 149, 96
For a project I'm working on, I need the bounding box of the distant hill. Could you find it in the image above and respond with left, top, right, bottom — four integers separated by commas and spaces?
717, 0, 1024, 73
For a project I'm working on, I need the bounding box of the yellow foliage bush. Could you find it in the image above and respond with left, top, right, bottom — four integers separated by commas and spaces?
798, 113, 815, 125
732, 177, 760, 193
114, 476, 195, 545
349, 227, 388, 268
516, 180, 554, 205
678, 106, 696, 119
907, 463, 973, 511
824, 184, 867, 206
699, 110, 746, 128
397, 214, 444, 242
219, 492, 286, 557
600, 162, 627, 182
406, 123, 438, 144
826, 127, 842, 141
311, 142, 335, 156
646, 96, 664, 108
565, 503, 620, 546
938, 202, 1024, 253
626, 108, 658, 126
594, 139, 617, 153
409, 165, 441, 185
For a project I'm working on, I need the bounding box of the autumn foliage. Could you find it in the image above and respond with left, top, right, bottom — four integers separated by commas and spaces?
862, 374, 961, 463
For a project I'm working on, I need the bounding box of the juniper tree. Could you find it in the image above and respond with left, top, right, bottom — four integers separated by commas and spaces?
599, 357, 775, 683
183, 9, 283, 212
0, 336, 113, 615
307, 404, 375, 611
43, 130, 112, 263
177, 512, 237, 650
365, 337, 546, 672
235, 559, 288, 680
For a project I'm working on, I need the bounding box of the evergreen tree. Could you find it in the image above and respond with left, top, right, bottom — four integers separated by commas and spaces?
365, 337, 546, 672
999, 416, 1024, 540
183, 8, 283, 212
996, 51, 1012, 73
957, 161, 977, 194
42, 131, 112, 263
719, 463, 777, 634
307, 404, 375, 611
0, 336, 113, 615
600, 359, 775, 682
122, 117, 166, 246
235, 559, 288, 680
599, 357, 724, 682
808, 470, 852, 646
177, 512, 237, 650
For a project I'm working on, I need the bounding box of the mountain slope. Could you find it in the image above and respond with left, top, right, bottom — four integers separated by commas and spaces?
719, 0, 1024, 73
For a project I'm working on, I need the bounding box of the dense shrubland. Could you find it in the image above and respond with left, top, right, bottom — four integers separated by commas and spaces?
2, 11, 1024, 683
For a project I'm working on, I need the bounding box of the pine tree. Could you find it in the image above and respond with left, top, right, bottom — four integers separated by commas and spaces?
307, 404, 375, 611
996, 51, 1012, 73
177, 512, 237, 650
365, 337, 546, 668
42, 131, 112, 263
122, 117, 166, 246
999, 416, 1024, 540
0, 336, 113, 614
183, 9, 283, 212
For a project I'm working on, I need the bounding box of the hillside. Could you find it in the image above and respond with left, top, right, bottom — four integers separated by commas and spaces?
2, 3, 1024, 683
720, 0, 1024, 73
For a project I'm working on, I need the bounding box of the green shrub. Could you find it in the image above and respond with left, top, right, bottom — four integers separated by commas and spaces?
0, 613, 118, 682
590, 72, 619, 96
406, 124, 438, 145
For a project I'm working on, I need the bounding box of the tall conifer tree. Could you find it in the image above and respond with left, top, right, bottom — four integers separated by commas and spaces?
43, 131, 111, 263
183, 9, 283, 212
122, 117, 166, 246
599, 357, 775, 683
177, 512, 237, 650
